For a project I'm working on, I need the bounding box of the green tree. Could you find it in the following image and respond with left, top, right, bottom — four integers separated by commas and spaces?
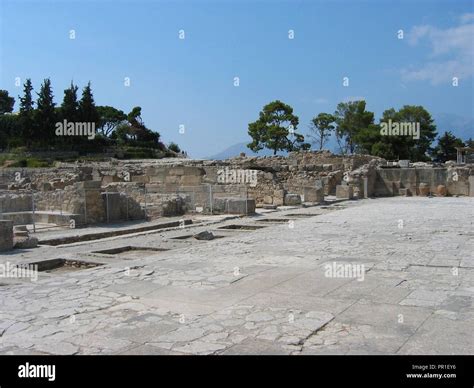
97, 106, 126, 137
78, 82, 99, 126
431, 131, 464, 162
334, 100, 374, 155
353, 105, 437, 161
307, 113, 335, 150
18, 79, 35, 146
61, 82, 79, 122
113, 107, 160, 147
0, 90, 15, 114
35, 78, 56, 146
168, 142, 181, 153
248, 100, 309, 155
381, 105, 437, 161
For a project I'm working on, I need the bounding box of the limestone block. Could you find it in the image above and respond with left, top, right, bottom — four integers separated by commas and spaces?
231, 199, 255, 214
263, 195, 273, 204
164, 175, 180, 184
169, 167, 185, 176
303, 187, 324, 203
469, 176, 474, 197
193, 231, 215, 240
418, 183, 430, 196
273, 190, 285, 206
284, 193, 302, 206
183, 167, 205, 176
336, 185, 353, 199
15, 236, 38, 249
131, 175, 149, 183
213, 198, 256, 214
180, 175, 202, 186
436, 185, 447, 197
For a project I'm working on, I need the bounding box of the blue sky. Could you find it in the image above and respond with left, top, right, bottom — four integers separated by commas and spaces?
1, 0, 473, 157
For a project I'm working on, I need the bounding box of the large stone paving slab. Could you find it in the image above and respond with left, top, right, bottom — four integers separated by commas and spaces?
0, 197, 472, 354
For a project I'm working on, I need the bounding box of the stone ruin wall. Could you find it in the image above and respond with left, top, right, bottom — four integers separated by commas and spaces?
0, 151, 473, 227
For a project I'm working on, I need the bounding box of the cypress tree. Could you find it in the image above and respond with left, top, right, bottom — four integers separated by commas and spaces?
79, 82, 99, 126
18, 79, 35, 146
35, 79, 56, 147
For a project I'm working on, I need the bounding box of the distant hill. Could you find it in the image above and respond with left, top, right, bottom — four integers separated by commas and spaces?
205, 142, 288, 160
433, 113, 474, 141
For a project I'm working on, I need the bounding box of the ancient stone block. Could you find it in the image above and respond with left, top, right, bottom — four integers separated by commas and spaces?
169, 167, 185, 176
336, 185, 353, 199
15, 236, 38, 249
131, 175, 149, 184
0, 220, 14, 251
418, 183, 430, 196
436, 185, 447, 197
284, 193, 302, 206
213, 198, 256, 214
193, 231, 215, 240
180, 175, 202, 186
164, 176, 180, 184
273, 190, 285, 206
230, 199, 255, 214
183, 167, 205, 176
303, 187, 324, 203
469, 176, 474, 197
263, 195, 273, 204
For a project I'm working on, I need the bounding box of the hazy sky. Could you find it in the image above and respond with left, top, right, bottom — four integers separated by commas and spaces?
1, 0, 473, 157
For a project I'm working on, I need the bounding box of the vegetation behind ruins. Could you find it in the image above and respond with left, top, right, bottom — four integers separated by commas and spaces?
248, 99, 473, 163
0, 80, 183, 167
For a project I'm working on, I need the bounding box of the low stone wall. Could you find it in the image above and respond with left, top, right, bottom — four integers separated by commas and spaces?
1, 152, 472, 225
0, 192, 33, 213
374, 166, 472, 197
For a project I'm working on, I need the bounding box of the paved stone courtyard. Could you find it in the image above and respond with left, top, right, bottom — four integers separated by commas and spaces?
0, 197, 473, 355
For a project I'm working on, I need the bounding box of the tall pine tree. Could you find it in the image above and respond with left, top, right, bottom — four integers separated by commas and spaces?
79, 82, 99, 126
61, 82, 79, 122
18, 79, 35, 146
35, 79, 56, 147
59, 82, 79, 147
